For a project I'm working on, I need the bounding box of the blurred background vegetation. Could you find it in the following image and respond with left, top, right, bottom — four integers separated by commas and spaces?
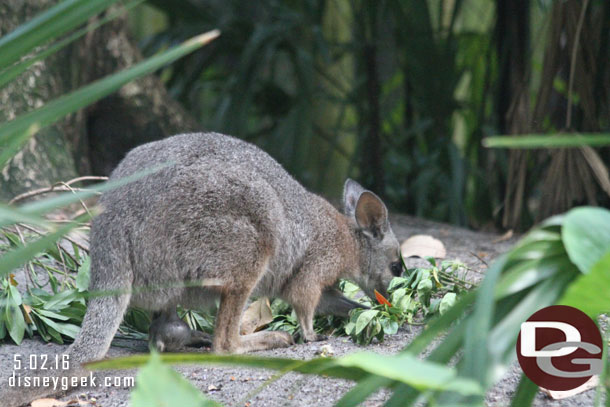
2, 0, 610, 231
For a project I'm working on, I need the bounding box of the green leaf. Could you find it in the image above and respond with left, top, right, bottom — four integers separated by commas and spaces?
483, 133, 610, 149
562, 207, 610, 274
36, 309, 71, 321
417, 278, 433, 294
42, 289, 81, 310
4, 288, 25, 344
494, 255, 572, 298
461, 255, 504, 389
36, 314, 80, 340
0, 0, 121, 71
0, 314, 6, 340
343, 321, 356, 335
488, 271, 575, 374
510, 374, 538, 407
8, 285, 22, 306
381, 319, 399, 335
336, 375, 392, 407
390, 287, 406, 304
338, 352, 482, 395
506, 239, 565, 263
76, 256, 91, 292
44, 323, 64, 344
428, 298, 441, 315
88, 353, 364, 382
560, 251, 610, 317
355, 310, 379, 335
130, 353, 218, 407
439, 292, 456, 315
0, 29, 220, 167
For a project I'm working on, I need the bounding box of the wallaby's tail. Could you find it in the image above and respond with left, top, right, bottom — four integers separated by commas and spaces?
2, 293, 131, 407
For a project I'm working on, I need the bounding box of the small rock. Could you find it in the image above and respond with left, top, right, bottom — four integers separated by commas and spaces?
207, 384, 221, 392
315, 344, 334, 357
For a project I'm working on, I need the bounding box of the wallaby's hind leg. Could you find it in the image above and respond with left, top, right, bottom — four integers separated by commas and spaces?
213, 254, 293, 353
214, 289, 293, 353
149, 309, 212, 352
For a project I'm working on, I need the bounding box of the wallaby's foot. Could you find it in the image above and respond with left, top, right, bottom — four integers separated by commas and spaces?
295, 330, 328, 343
303, 333, 328, 343
233, 331, 294, 353
213, 331, 294, 354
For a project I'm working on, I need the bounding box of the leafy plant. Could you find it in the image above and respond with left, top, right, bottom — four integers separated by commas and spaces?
179, 306, 216, 336
22, 288, 86, 344
344, 258, 469, 346
345, 305, 400, 346
0, 229, 89, 344
267, 299, 300, 336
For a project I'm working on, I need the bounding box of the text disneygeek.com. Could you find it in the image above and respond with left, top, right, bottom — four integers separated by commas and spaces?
8, 354, 135, 391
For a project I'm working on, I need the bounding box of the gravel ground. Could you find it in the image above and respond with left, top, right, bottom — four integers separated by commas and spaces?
0, 214, 601, 406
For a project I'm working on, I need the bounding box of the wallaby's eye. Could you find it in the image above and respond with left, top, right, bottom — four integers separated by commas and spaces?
390, 261, 403, 277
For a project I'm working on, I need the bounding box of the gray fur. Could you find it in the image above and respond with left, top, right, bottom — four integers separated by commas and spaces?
149, 310, 212, 352
3, 132, 401, 406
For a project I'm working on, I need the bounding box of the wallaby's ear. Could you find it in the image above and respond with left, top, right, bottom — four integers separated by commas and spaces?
343, 178, 366, 217
355, 191, 388, 239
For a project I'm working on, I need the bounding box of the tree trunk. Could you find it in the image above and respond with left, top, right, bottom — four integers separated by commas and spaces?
495, 0, 531, 229
0, 1, 198, 200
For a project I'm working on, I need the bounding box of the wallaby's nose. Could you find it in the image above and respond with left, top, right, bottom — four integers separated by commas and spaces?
390, 260, 403, 277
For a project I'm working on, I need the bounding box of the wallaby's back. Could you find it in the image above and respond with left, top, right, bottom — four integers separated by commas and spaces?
94, 133, 325, 301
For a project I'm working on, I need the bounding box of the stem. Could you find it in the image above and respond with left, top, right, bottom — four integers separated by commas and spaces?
566, 0, 590, 129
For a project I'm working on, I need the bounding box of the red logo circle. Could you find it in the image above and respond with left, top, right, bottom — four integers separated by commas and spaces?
516, 305, 603, 391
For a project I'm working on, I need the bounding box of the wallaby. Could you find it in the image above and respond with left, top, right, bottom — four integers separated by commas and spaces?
3, 132, 403, 406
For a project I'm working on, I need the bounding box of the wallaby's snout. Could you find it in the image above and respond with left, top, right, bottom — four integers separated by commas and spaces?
342, 179, 402, 302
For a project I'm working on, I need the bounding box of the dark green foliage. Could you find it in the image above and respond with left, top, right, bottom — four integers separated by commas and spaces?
132, 0, 610, 229
133, 0, 498, 225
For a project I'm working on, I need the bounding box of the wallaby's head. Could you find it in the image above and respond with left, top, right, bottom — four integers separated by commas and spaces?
343, 179, 403, 301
